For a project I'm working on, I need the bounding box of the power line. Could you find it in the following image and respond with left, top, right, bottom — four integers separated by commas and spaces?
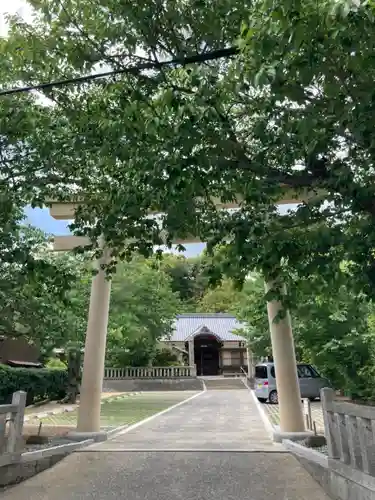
0, 46, 239, 97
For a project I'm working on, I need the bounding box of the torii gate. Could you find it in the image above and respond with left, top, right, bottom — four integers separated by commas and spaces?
49, 191, 315, 442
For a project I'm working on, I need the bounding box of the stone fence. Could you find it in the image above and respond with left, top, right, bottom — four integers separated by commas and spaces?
103, 365, 197, 380
321, 387, 375, 499
0, 391, 26, 467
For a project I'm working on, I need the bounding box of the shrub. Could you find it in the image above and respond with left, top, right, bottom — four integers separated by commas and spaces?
153, 348, 179, 366
45, 358, 67, 370
0, 365, 68, 405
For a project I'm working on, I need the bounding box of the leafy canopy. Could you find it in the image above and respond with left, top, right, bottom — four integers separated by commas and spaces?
2, 0, 375, 302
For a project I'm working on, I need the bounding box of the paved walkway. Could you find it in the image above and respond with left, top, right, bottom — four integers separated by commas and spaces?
91, 390, 276, 451
2, 390, 330, 500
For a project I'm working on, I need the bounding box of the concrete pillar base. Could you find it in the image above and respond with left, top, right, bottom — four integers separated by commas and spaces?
67, 431, 108, 442
273, 427, 313, 443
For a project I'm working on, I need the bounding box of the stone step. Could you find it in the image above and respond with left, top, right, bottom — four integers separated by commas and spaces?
203, 378, 247, 390
102, 378, 204, 392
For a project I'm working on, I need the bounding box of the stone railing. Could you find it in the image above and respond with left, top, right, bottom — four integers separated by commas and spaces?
103, 366, 196, 380
0, 391, 26, 467
321, 387, 375, 498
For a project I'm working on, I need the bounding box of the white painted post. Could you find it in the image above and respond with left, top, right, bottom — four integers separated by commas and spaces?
265, 280, 305, 433
77, 245, 112, 433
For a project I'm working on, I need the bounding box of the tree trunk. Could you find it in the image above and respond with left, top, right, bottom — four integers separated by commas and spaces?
60, 349, 81, 404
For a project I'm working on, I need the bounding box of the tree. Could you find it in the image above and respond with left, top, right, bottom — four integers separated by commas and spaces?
238, 273, 375, 400
197, 279, 244, 313
0, 220, 86, 349
0, 215, 92, 403
158, 255, 209, 306
105, 256, 182, 367
234, 277, 272, 358
4, 0, 375, 307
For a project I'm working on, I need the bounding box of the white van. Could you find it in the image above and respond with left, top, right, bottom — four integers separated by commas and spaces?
254, 362, 330, 404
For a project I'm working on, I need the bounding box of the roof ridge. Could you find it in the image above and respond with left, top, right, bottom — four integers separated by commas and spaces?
169, 314, 247, 342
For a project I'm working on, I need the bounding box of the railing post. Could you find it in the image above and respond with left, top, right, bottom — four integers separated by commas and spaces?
321, 388, 340, 458
357, 417, 375, 475
0, 414, 6, 453
346, 415, 363, 470
7, 391, 26, 453
303, 399, 312, 431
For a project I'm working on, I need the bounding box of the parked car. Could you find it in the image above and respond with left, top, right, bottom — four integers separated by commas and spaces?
254, 362, 330, 404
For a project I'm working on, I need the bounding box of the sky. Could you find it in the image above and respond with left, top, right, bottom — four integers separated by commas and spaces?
3, 1, 296, 258
0, 0, 30, 34
23, 205, 295, 259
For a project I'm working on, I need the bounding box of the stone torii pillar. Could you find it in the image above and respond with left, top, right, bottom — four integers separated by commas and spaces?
64, 238, 112, 441
75, 243, 112, 437
49, 192, 314, 440
265, 280, 308, 441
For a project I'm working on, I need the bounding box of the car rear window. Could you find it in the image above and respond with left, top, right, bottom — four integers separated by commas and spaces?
297, 364, 314, 378
255, 366, 267, 379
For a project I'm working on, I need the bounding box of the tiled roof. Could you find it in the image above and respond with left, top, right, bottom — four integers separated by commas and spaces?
167, 313, 247, 342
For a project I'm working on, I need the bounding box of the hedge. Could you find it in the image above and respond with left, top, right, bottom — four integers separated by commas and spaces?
0, 365, 68, 406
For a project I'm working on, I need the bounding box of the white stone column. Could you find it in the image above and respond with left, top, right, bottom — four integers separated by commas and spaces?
265, 280, 305, 434
188, 339, 196, 376
246, 347, 253, 378
76, 244, 112, 435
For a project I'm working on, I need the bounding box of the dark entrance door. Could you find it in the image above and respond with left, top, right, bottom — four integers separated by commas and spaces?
194, 335, 221, 376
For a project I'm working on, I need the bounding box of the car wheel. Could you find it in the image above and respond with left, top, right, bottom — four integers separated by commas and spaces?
269, 390, 278, 404
309, 397, 316, 402
257, 397, 267, 403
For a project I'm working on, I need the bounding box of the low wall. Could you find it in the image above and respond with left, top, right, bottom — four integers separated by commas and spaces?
284, 440, 330, 492
329, 459, 375, 500
102, 378, 204, 393
0, 440, 93, 489
284, 440, 375, 500
0, 453, 68, 488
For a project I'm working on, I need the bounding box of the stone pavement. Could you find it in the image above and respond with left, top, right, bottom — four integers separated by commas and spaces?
1, 389, 331, 500
263, 401, 325, 434
90, 390, 276, 451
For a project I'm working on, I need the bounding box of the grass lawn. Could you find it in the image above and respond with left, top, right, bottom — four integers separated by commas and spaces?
28, 392, 197, 428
